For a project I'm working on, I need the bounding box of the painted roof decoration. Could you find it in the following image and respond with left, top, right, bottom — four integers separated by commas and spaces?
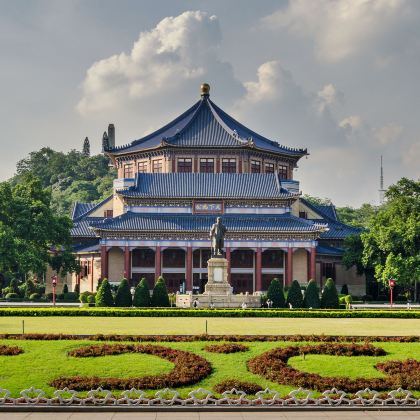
71, 195, 113, 222
92, 212, 327, 233
119, 173, 298, 199
107, 85, 307, 157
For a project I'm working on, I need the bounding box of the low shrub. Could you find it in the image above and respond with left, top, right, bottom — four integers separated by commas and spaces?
5, 293, 19, 299
63, 292, 78, 301
0, 344, 24, 355
29, 293, 41, 301
213, 380, 263, 394
62, 284, 69, 294
51, 344, 212, 390
204, 343, 249, 353
87, 295, 96, 304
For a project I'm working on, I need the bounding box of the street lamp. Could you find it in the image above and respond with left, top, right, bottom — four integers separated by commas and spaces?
51, 275, 58, 307
388, 279, 396, 308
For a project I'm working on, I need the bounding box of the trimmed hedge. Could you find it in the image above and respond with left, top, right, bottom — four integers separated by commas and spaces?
51, 343, 212, 390
0, 307, 419, 318
248, 343, 420, 392
0, 344, 24, 355
204, 343, 249, 353
214, 380, 263, 394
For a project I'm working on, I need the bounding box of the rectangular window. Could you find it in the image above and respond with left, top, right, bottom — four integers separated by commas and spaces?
265, 163, 275, 173
251, 160, 261, 173
299, 211, 307, 219
104, 210, 113, 218
278, 164, 288, 179
152, 160, 163, 173
222, 158, 236, 173
177, 158, 192, 173
200, 158, 214, 173
123, 163, 134, 178
137, 161, 147, 173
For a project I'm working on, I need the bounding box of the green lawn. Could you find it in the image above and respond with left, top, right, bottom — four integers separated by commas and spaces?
1, 339, 419, 398
1, 316, 420, 335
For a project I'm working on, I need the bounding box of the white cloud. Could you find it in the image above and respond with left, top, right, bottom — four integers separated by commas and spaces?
77, 11, 242, 115
373, 123, 403, 145
339, 115, 364, 134
263, 0, 408, 62
317, 83, 343, 113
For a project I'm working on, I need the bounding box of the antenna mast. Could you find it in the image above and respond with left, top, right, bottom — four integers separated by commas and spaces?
379, 155, 385, 205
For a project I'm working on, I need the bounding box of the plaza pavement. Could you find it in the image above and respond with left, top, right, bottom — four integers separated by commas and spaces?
0, 411, 420, 419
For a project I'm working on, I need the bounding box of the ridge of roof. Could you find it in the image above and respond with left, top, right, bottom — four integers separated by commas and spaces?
108, 95, 307, 156
72, 194, 113, 222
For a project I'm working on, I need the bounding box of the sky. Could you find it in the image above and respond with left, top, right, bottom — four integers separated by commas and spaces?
0, 0, 419, 207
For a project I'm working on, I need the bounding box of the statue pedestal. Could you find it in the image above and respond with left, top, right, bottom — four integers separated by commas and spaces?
204, 257, 231, 295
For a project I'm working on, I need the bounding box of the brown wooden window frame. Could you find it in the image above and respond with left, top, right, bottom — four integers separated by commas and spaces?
265, 163, 275, 173
199, 158, 214, 173
137, 161, 147, 173
250, 160, 261, 173
123, 163, 134, 178
152, 159, 163, 173
278, 164, 288, 179
221, 158, 237, 173
177, 158, 193, 173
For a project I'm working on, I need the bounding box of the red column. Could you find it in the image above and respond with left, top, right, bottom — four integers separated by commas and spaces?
216, 157, 220, 173
171, 158, 176, 172
255, 247, 262, 292
124, 246, 131, 281
90, 256, 94, 292
155, 246, 161, 278
310, 247, 317, 281
287, 247, 293, 286
186, 247, 192, 291
226, 246, 231, 283
238, 159, 243, 173
100, 245, 108, 279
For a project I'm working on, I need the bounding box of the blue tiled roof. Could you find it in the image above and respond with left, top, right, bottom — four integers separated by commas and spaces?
319, 219, 361, 240
71, 217, 103, 238
73, 241, 100, 253
312, 204, 338, 221
109, 96, 307, 157
119, 173, 298, 199
92, 212, 326, 233
316, 244, 344, 256
71, 195, 113, 221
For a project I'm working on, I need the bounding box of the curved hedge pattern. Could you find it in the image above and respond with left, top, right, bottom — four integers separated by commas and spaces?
204, 343, 249, 353
0, 344, 24, 356
50, 344, 212, 390
248, 343, 420, 392
214, 379, 263, 394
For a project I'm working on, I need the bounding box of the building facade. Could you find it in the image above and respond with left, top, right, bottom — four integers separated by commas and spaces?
67, 84, 364, 296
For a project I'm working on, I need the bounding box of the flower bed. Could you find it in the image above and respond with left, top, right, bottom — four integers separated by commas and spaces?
204, 343, 249, 353
213, 379, 263, 394
248, 343, 420, 392
0, 344, 24, 355
50, 343, 212, 390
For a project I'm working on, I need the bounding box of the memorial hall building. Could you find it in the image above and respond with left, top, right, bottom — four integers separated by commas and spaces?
68, 83, 364, 295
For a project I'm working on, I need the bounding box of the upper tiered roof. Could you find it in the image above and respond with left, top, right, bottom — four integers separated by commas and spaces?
107, 84, 307, 158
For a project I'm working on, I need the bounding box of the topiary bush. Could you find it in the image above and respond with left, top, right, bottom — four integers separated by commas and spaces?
29, 293, 40, 301
304, 279, 321, 309
63, 292, 78, 301
321, 278, 339, 309
267, 278, 286, 308
24, 279, 37, 298
9, 279, 20, 295
133, 278, 150, 307
114, 278, 132, 307
151, 276, 170, 307
62, 284, 69, 294
74, 283, 80, 296
95, 278, 114, 307
341, 284, 349, 295
5, 293, 19, 299
87, 294, 96, 304
287, 280, 304, 308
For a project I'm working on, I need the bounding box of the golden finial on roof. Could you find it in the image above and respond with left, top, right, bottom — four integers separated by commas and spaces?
200, 83, 210, 97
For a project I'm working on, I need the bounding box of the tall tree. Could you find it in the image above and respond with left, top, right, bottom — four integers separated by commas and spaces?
133, 278, 151, 307
82, 137, 90, 157
362, 178, 420, 294
267, 278, 286, 308
0, 175, 78, 278
114, 278, 132, 307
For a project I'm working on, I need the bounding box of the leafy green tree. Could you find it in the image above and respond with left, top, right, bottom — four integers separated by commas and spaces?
321, 278, 339, 309
95, 278, 114, 307
287, 280, 304, 308
133, 277, 151, 307
114, 278, 132, 307
0, 175, 78, 278
151, 276, 170, 307
336, 204, 377, 228
361, 178, 420, 295
304, 279, 320, 308
267, 278, 286, 308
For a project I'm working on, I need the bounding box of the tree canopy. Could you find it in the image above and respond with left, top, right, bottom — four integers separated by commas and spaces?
0, 175, 78, 278
361, 178, 420, 290
11, 147, 115, 215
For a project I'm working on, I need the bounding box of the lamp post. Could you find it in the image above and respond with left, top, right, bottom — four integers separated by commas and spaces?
389, 279, 396, 308
51, 275, 57, 307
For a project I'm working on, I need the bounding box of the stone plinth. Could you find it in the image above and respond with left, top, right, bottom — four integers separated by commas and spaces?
176, 256, 261, 308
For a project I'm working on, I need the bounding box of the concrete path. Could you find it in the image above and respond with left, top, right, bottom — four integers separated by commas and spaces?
1, 411, 420, 419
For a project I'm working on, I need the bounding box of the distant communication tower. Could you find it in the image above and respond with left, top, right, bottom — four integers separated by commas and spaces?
379, 155, 385, 205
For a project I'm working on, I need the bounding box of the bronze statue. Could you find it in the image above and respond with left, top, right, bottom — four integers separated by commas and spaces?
209, 217, 227, 257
